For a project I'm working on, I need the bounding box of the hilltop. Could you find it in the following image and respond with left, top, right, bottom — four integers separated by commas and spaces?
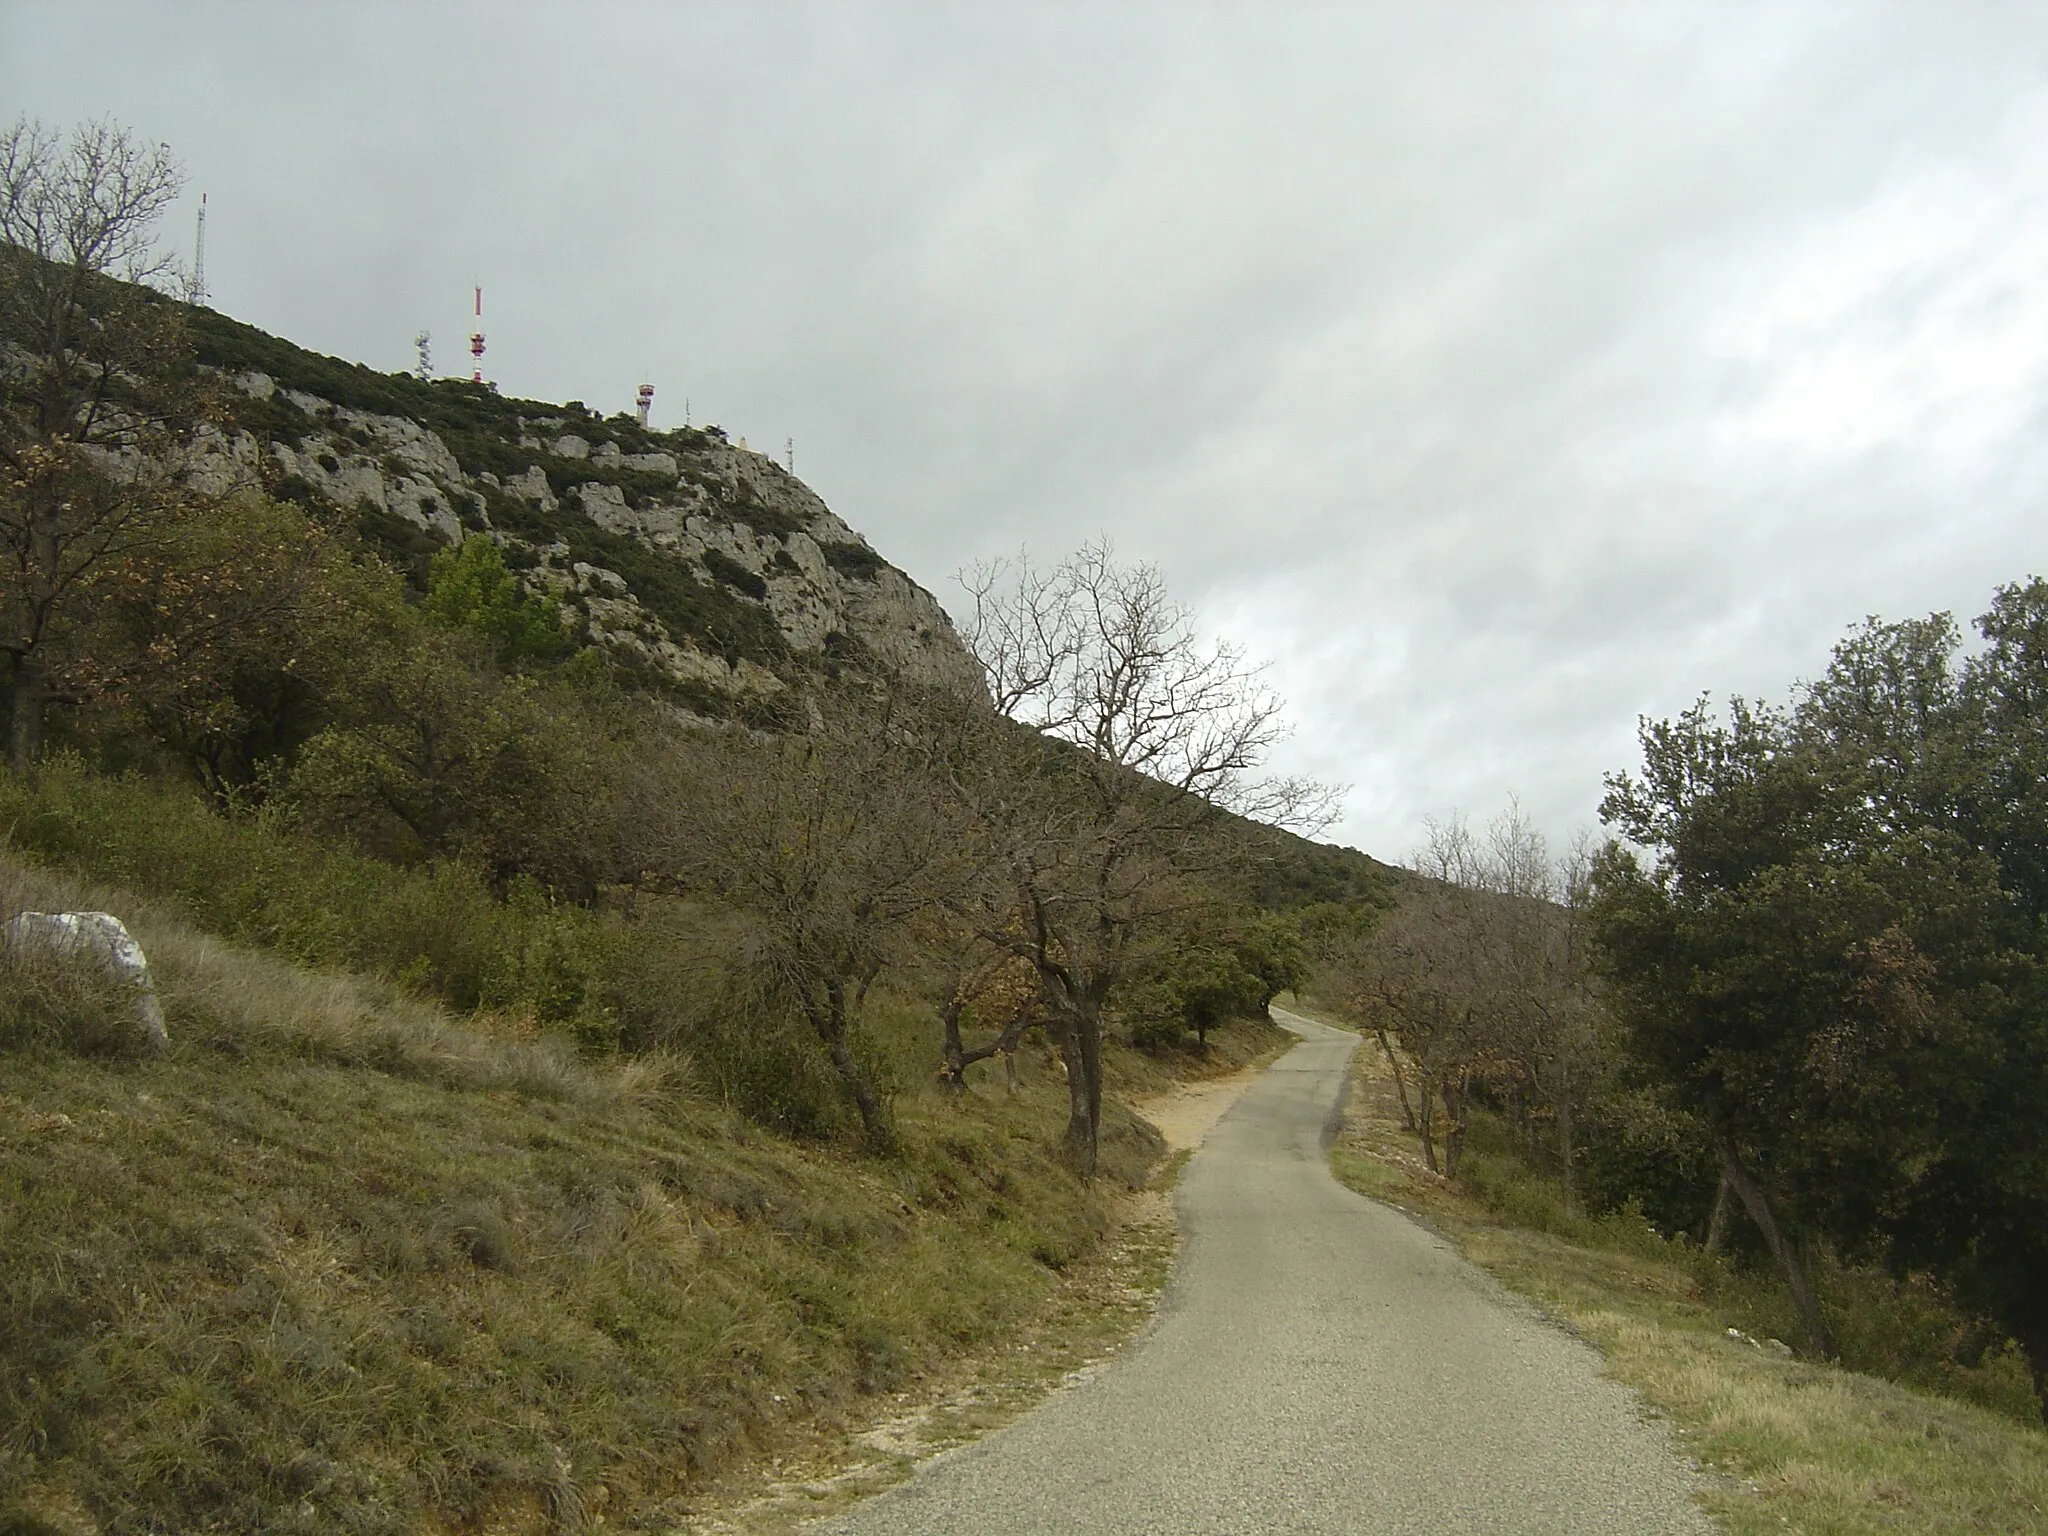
181, 304, 977, 713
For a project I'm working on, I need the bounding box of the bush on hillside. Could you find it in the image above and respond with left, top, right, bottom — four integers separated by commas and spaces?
421, 535, 573, 663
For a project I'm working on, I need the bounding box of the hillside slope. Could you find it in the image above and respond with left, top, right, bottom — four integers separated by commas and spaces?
169, 299, 1402, 900
181, 305, 977, 711
0, 845, 1238, 1535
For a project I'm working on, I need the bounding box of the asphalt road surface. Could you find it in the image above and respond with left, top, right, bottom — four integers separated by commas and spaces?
818, 1008, 1713, 1535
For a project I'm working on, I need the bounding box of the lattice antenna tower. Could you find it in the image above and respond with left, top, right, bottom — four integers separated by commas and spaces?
469, 284, 487, 383
414, 330, 433, 382
785, 436, 794, 473
190, 192, 207, 304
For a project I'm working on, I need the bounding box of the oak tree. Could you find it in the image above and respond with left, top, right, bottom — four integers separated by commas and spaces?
0, 117, 196, 772
957, 541, 1334, 1172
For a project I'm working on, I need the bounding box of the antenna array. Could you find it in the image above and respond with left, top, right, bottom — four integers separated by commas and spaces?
190, 192, 207, 304
469, 286, 486, 383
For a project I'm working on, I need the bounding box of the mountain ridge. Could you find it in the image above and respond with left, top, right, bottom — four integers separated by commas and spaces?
180, 301, 979, 712
163, 293, 1399, 902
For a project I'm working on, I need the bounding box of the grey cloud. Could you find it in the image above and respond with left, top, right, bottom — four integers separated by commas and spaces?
7, 0, 2048, 860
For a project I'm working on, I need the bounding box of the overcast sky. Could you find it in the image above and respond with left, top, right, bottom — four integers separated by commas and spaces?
8, 1, 2048, 862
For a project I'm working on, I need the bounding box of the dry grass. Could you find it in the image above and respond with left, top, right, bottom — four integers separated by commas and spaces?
1312, 1000, 2048, 1536
0, 859, 632, 1106
0, 848, 1285, 1534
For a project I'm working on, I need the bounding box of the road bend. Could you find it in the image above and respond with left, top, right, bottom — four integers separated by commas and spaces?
817, 1008, 1712, 1535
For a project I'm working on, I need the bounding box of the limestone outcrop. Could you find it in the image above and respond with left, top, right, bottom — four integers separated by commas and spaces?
198, 349, 981, 709
4, 911, 168, 1053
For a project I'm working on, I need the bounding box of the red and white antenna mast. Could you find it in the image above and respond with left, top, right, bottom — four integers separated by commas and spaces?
636, 383, 655, 428
469, 284, 486, 383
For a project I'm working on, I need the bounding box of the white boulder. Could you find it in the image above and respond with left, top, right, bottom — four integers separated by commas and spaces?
4, 911, 168, 1053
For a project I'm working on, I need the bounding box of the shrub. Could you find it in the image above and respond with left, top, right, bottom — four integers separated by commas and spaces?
819, 541, 887, 582
422, 535, 572, 663
0, 761, 621, 1035
702, 548, 768, 601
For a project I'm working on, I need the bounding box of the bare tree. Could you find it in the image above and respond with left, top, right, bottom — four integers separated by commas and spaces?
0, 117, 197, 772
956, 541, 1337, 1172
649, 682, 973, 1150
936, 942, 1040, 1094
1327, 803, 1608, 1184
1334, 866, 1493, 1175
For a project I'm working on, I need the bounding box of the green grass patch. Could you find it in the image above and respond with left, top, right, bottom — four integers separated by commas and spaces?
0, 763, 1283, 1530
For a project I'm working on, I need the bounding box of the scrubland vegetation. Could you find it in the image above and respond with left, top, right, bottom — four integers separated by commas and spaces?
0, 844, 1194, 1533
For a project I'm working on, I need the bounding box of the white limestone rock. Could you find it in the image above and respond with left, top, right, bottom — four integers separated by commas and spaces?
577, 482, 630, 526
504, 465, 558, 513
569, 561, 628, 595
4, 911, 168, 1053
621, 450, 679, 478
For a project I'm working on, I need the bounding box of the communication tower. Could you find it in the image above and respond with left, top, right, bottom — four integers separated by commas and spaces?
636, 383, 655, 428
190, 192, 207, 304
413, 330, 432, 381
469, 285, 486, 383
785, 436, 794, 473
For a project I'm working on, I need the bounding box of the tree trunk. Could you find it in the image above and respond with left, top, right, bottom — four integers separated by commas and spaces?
1378, 1028, 1417, 1131
1717, 1136, 1832, 1358
1704, 1174, 1733, 1254
7, 659, 44, 778
1556, 1083, 1577, 1214
940, 1000, 966, 1090
807, 980, 893, 1153
1441, 1071, 1468, 1180
1079, 1002, 1104, 1168
1415, 1070, 1440, 1174
1057, 1019, 1096, 1175
939, 997, 1030, 1095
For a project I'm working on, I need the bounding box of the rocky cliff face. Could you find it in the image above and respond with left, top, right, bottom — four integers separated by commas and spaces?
186, 307, 979, 710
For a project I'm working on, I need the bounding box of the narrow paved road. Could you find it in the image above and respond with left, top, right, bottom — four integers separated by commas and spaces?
819, 1010, 1712, 1535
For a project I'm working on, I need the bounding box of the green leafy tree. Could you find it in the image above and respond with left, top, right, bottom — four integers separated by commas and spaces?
288, 631, 626, 894
1233, 912, 1309, 1011
421, 534, 571, 664
1792, 587, 2048, 1412
86, 492, 407, 796
1594, 657, 2031, 1378
1169, 945, 1270, 1052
